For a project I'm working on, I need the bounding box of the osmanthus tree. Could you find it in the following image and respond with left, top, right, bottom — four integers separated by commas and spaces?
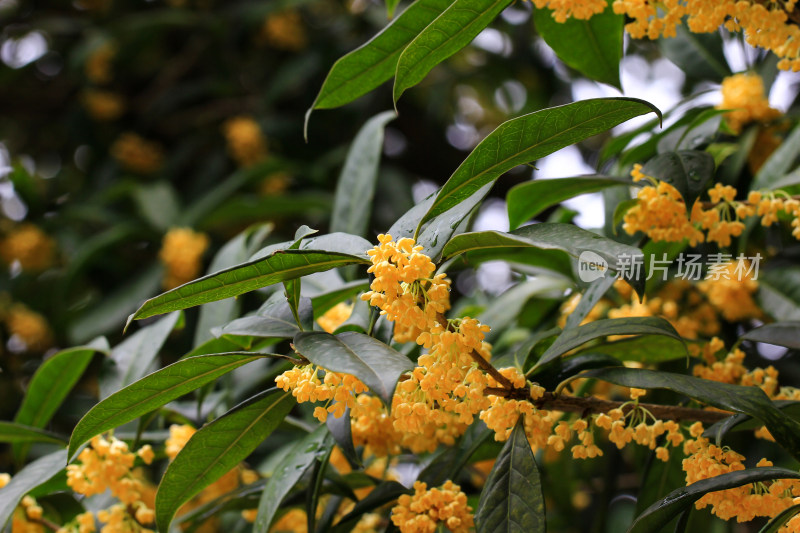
4, 0, 800, 532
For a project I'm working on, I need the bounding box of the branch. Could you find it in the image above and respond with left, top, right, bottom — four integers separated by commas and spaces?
483, 389, 732, 424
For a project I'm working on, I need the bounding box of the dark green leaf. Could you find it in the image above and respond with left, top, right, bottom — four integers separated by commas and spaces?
753, 124, 800, 189
759, 503, 800, 533
420, 423, 493, 486
128, 250, 370, 323
13, 340, 106, 462
533, 0, 623, 88
0, 422, 66, 445
326, 405, 360, 468
393, 0, 513, 103
474, 421, 545, 532
101, 312, 181, 399
195, 224, 273, 347
759, 268, 800, 321
329, 481, 412, 533
528, 352, 622, 389
583, 367, 800, 461
507, 176, 630, 230
69, 353, 269, 460
739, 322, 800, 350
308, 0, 452, 112
658, 25, 730, 81
417, 98, 661, 229
535, 317, 684, 369
564, 273, 617, 330
441, 223, 646, 295
156, 389, 294, 532
641, 150, 714, 208
0, 450, 68, 530
575, 334, 689, 363
293, 331, 414, 405
133, 181, 180, 231
331, 111, 396, 237
702, 401, 800, 445
628, 468, 800, 533
253, 425, 332, 533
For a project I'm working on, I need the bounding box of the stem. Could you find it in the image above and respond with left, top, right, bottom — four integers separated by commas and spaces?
30, 517, 61, 532
483, 389, 732, 424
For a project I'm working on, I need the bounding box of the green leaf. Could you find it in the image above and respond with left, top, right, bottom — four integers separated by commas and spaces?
535, 317, 684, 369
128, 250, 370, 323
507, 176, 630, 230
417, 97, 661, 230
474, 421, 545, 532
739, 322, 800, 350
753, 124, 800, 189
155, 388, 294, 532
133, 181, 180, 231
532, 0, 623, 89
703, 401, 800, 446
13, 339, 106, 462
759, 503, 800, 533
440, 223, 646, 294
326, 405, 360, 468
528, 352, 622, 389
253, 425, 332, 533
101, 312, 182, 399
658, 24, 730, 81
564, 273, 617, 330
583, 367, 800, 461
0, 422, 66, 445
293, 331, 414, 405
329, 481, 412, 533
759, 268, 800, 321
69, 353, 269, 460
419, 423, 493, 486
195, 223, 273, 347
393, 0, 513, 103
641, 150, 714, 208
308, 0, 452, 114
214, 298, 312, 339
331, 111, 396, 238
0, 450, 68, 530
575, 334, 688, 363
386, 0, 401, 17
628, 467, 800, 533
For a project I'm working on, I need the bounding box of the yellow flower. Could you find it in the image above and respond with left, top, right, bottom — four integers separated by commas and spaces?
159, 228, 209, 290
5, 304, 52, 352
110, 133, 165, 174
0, 224, 56, 272
391, 480, 474, 533
82, 90, 125, 121
262, 11, 307, 51
718, 73, 781, 134
317, 302, 353, 333
222, 116, 268, 168
85, 43, 115, 84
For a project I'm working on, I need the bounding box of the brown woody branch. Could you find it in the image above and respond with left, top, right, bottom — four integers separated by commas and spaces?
484, 388, 732, 424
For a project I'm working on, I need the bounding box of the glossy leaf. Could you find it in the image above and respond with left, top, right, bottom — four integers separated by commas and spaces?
441, 223, 646, 295
128, 250, 370, 322
214, 298, 313, 339
253, 425, 332, 533
393, 0, 513, 103
101, 312, 181, 399
0, 450, 67, 530
535, 317, 684, 369
528, 352, 622, 389
0, 422, 66, 445
583, 367, 800, 460
573, 334, 688, 363
658, 24, 730, 81
533, 0, 623, 88
417, 97, 660, 229
308, 0, 452, 113
293, 331, 414, 405
69, 353, 269, 460
507, 176, 630, 229
759, 268, 800, 321
739, 322, 800, 350
628, 468, 800, 533
156, 389, 294, 532
331, 111, 396, 237
326, 405, 360, 468
13, 340, 106, 462
474, 421, 545, 532
194, 223, 272, 347
564, 273, 617, 330
753, 123, 800, 189
640, 150, 714, 208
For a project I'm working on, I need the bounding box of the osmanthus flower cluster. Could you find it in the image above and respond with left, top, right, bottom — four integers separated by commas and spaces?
63, 435, 156, 533
532, 0, 800, 71
624, 167, 800, 246
390, 481, 474, 533
158, 227, 210, 290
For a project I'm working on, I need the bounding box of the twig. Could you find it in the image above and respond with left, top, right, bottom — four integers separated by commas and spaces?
483, 389, 732, 424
